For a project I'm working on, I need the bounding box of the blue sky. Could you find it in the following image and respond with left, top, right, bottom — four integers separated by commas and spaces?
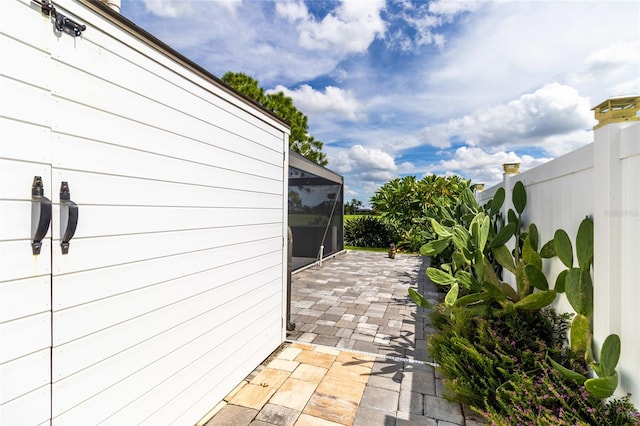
121, 0, 639, 205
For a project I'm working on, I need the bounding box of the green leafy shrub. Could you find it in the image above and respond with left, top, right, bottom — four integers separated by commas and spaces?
370, 175, 471, 252
480, 365, 640, 425
344, 216, 399, 248
428, 306, 575, 408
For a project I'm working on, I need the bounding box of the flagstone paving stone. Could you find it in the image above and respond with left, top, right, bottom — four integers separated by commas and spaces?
255, 404, 300, 426
270, 378, 318, 411
250, 368, 290, 388
295, 414, 343, 426
315, 375, 366, 404
303, 393, 359, 425
291, 364, 328, 383
204, 404, 258, 426
294, 350, 337, 369
228, 383, 278, 411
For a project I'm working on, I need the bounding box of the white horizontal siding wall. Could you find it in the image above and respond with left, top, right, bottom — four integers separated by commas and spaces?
0, 0, 53, 423
1, 0, 289, 423
49, 1, 288, 423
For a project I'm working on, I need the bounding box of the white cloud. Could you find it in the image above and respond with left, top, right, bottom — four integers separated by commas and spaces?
331, 145, 397, 174
584, 41, 640, 74
435, 147, 552, 185
424, 2, 640, 115
398, 162, 415, 173
384, 0, 468, 51
141, 0, 241, 18
421, 83, 594, 155
329, 145, 403, 204
269, 84, 364, 121
141, 0, 193, 17
401, 11, 442, 48
531, 130, 593, 157
278, 0, 386, 54
428, 0, 481, 18
275, 1, 310, 21
568, 41, 640, 101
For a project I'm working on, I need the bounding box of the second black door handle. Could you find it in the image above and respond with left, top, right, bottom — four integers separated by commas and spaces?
60, 181, 78, 254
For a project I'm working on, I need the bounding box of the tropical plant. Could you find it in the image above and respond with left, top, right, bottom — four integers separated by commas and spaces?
344, 216, 399, 248
222, 72, 328, 166
417, 181, 559, 313
370, 175, 471, 251
344, 198, 364, 215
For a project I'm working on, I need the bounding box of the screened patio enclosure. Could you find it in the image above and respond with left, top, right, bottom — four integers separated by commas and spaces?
289, 151, 344, 270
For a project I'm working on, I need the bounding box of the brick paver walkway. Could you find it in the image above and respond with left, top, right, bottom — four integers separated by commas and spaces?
199, 251, 484, 426
287, 251, 431, 360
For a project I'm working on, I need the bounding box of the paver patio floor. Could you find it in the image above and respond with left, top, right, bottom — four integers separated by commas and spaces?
200, 251, 484, 426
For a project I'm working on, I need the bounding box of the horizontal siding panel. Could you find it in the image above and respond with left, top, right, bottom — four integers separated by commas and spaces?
121, 315, 281, 425
52, 261, 282, 378
0, 75, 50, 128
0, 32, 51, 91
53, 97, 283, 171
57, 205, 282, 239
0, 276, 50, 323
2, 2, 288, 424
53, 133, 282, 194
0, 0, 53, 56
0, 199, 54, 243
0, 159, 52, 201
0, 240, 52, 283
51, 47, 284, 154
165, 327, 281, 425
0, 384, 50, 426
52, 225, 281, 275
54, 279, 279, 396
0, 8, 53, 420
53, 242, 281, 310
52, 254, 281, 345
0, 313, 50, 364
52, 290, 281, 421
49, 14, 285, 145
67, 304, 280, 425
0, 201, 30, 241
0, 349, 49, 404
57, 0, 288, 139
51, 170, 283, 208
0, 118, 51, 165
50, 59, 283, 161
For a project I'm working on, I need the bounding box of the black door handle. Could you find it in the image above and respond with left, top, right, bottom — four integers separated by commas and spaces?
32, 176, 52, 255
60, 181, 78, 254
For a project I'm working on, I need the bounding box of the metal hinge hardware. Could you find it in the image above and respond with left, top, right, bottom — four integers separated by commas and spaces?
33, 0, 86, 37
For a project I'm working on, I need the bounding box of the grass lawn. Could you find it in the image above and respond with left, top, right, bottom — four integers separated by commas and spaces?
344, 214, 378, 222
344, 246, 389, 252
